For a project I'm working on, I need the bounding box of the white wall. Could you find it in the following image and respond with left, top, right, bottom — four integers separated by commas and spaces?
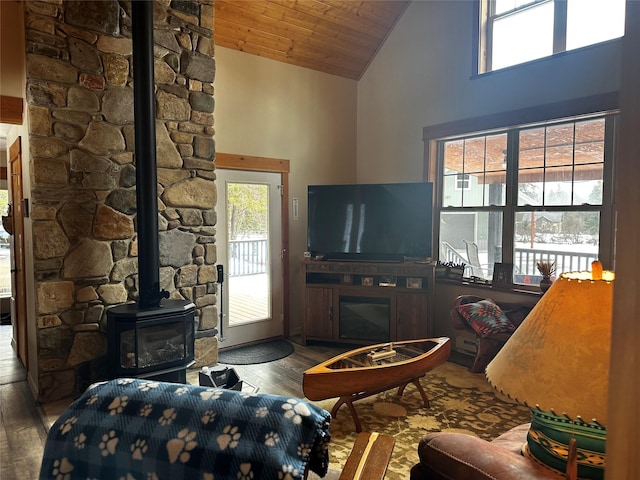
357, 0, 622, 183
213, 46, 358, 333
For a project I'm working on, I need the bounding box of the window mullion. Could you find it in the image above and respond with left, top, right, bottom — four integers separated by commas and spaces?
501, 130, 520, 267
553, 0, 568, 53
480, 0, 492, 73
433, 140, 446, 260
542, 127, 548, 205
461, 140, 467, 205
599, 115, 617, 269
571, 122, 577, 205
482, 137, 487, 205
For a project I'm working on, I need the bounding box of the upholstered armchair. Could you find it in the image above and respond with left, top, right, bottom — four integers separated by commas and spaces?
450, 295, 534, 373
410, 424, 561, 479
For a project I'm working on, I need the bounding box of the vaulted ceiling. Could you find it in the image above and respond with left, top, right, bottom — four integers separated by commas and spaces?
214, 0, 411, 80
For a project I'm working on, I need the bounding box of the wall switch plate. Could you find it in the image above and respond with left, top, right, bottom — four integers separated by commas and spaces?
293, 197, 299, 220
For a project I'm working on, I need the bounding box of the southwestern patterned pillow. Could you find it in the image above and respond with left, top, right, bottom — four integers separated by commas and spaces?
456, 299, 515, 337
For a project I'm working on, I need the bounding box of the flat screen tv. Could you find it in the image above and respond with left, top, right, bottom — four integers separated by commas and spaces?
307, 182, 433, 262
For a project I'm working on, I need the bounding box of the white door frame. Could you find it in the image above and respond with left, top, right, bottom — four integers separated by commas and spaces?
215, 153, 290, 346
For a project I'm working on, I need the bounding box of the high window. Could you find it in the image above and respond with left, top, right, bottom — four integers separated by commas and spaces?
433, 110, 616, 289
479, 0, 626, 73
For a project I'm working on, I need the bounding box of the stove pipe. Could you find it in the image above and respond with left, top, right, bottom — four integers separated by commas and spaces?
131, 0, 167, 308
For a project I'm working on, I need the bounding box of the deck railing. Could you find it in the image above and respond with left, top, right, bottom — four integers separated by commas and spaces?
439, 242, 598, 281
513, 247, 598, 277
230, 239, 598, 280
440, 242, 469, 265
228, 239, 267, 276
440, 242, 480, 277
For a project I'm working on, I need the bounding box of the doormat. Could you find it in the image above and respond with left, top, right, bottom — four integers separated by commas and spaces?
218, 338, 294, 365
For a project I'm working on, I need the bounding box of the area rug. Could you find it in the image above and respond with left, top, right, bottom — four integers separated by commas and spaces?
217, 338, 294, 365
311, 361, 532, 480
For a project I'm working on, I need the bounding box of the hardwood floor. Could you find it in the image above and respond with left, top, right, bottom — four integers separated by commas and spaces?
0, 327, 349, 480
1, 324, 50, 480
208, 337, 351, 397
1, 381, 49, 480
0, 324, 24, 385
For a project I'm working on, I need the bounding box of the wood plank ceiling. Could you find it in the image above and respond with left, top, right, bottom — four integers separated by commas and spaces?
214, 0, 411, 80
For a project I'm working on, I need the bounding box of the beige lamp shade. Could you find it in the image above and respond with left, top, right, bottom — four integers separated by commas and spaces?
486, 269, 614, 426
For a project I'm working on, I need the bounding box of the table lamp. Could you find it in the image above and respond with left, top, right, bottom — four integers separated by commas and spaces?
486, 261, 613, 480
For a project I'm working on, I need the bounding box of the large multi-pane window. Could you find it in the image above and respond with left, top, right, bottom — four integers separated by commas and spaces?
479, 0, 626, 73
436, 113, 615, 288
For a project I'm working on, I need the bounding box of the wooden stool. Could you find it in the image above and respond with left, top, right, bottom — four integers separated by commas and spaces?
339, 432, 395, 480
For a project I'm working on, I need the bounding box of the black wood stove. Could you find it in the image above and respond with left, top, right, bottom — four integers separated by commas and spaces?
107, 300, 194, 383
107, 1, 195, 383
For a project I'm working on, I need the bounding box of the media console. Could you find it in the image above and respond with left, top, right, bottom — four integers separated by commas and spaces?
302, 259, 434, 345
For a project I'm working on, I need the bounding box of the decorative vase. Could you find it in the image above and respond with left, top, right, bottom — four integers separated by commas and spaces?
539, 276, 553, 293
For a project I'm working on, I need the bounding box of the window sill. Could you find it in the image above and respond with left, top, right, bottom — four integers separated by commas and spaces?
435, 277, 542, 297
471, 37, 623, 80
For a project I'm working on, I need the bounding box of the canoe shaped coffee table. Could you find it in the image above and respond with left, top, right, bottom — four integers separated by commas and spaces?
303, 337, 451, 432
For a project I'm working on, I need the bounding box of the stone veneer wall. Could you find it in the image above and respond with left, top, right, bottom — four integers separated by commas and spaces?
25, 0, 218, 401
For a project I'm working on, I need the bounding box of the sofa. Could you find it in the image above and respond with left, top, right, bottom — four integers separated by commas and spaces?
410, 423, 562, 479
40, 378, 394, 480
450, 295, 534, 373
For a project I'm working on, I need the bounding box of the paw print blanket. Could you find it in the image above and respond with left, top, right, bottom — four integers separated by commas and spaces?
40, 378, 332, 480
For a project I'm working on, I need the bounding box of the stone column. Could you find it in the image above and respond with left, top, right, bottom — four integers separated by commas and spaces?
25, 0, 217, 401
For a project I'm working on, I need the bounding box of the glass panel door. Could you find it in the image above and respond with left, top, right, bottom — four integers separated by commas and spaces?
216, 169, 283, 348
